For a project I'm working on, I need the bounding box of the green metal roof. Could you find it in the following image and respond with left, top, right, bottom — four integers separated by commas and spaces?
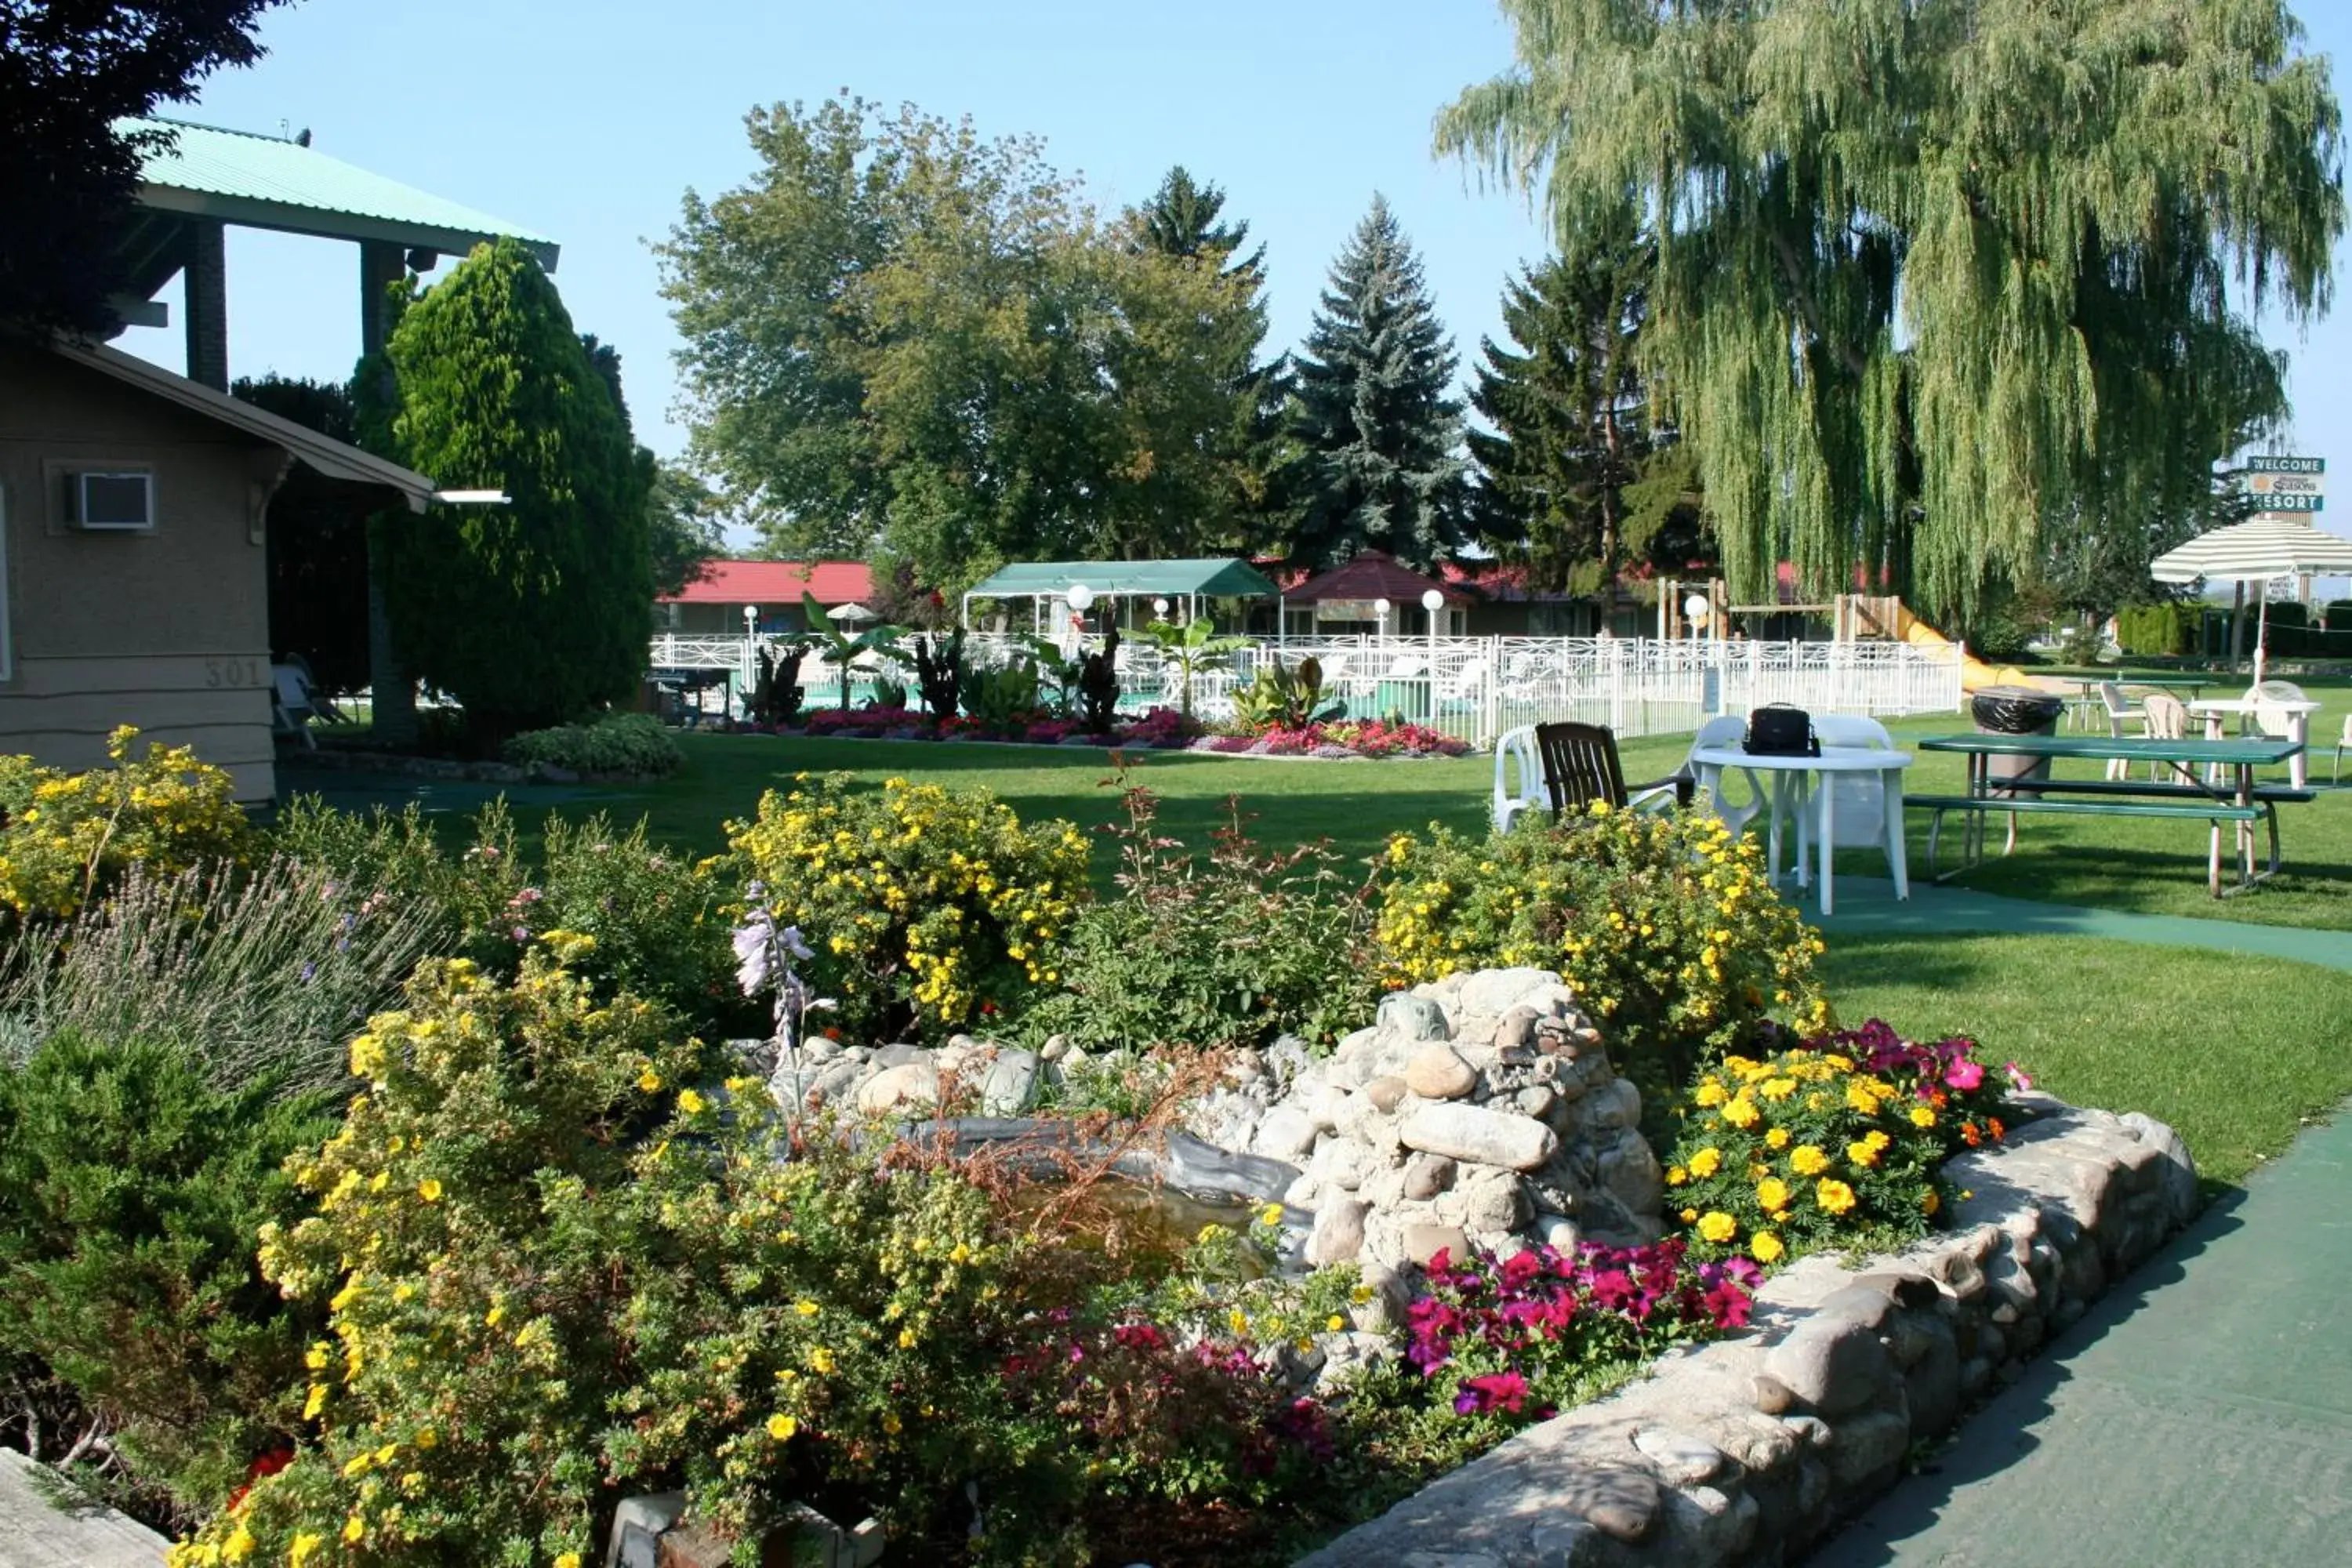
124, 118, 558, 270
964, 558, 1279, 599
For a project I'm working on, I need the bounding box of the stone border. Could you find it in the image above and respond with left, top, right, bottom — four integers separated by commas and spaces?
1291, 1095, 2199, 1567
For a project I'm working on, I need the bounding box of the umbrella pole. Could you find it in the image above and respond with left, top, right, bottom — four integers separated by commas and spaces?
2255, 588, 2270, 686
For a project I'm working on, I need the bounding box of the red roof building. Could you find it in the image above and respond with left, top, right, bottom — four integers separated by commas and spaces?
657, 559, 875, 634
1283, 551, 1469, 636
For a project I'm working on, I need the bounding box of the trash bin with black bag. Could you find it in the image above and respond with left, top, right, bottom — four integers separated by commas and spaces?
1971, 686, 2067, 797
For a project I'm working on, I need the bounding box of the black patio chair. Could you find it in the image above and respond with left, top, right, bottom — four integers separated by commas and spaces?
1533, 720, 1696, 817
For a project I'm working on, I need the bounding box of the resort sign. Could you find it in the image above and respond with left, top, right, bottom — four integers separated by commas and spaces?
2243, 458, 2325, 514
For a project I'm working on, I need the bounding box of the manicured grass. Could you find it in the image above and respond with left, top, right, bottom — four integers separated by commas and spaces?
1817, 931, 2352, 1186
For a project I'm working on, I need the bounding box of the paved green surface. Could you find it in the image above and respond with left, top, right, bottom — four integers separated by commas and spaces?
1810, 876, 2352, 971
1810, 1108, 2352, 1568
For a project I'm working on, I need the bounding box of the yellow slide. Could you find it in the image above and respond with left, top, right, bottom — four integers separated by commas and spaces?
1888, 604, 2067, 694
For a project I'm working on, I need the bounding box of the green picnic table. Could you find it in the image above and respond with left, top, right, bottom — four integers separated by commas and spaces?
1910, 733, 2310, 898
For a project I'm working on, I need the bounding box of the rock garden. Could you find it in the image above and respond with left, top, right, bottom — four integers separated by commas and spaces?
0, 730, 2203, 1568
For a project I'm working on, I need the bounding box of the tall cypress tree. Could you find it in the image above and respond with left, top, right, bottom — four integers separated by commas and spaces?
362, 238, 652, 740
1468, 218, 1697, 593
1287, 195, 1468, 571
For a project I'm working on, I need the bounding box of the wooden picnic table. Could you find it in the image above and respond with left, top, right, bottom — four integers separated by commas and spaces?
1910, 733, 2309, 898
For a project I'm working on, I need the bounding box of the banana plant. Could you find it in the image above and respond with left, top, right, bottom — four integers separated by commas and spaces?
803, 593, 902, 711
1140, 616, 1250, 718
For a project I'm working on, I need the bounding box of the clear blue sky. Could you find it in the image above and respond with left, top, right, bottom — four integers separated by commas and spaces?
120, 0, 2352, 583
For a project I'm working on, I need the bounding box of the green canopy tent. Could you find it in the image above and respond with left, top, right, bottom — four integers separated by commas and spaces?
960, 558, 1280, 633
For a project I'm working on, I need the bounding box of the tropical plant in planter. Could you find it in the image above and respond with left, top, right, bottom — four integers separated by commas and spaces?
1233, 655, 1345, 732
1140, 617, 1249, 719
802, 592, 902, 711
892, 629, 968, 722
747, 638, 815, 726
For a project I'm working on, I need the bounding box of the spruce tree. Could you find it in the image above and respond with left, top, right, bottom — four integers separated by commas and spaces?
1468, 216, 1697, 593
363, 238, 652, 740
1287, 195, 1468, 571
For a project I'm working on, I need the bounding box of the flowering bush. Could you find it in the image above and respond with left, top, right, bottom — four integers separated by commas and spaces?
1251, 720, 1469, 757
501, 711, 683, 777
171, 942, 1367, 1565
0, 727, 256, 923
1373, 806, 1829, 1108
1661, 1025, 2023, 1265
727, 774, 1089, 1038
802, 703, 928, 738
1395, 1240, 1755, 1428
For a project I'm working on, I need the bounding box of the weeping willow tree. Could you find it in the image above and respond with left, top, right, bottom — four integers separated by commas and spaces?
1436, 1, 2343, 618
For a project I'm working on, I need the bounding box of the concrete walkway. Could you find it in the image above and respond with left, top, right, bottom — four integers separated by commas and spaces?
1806, 876, 2352, 1565
1810, 1105, 2352, 1568
0, 1452, 165, 1566
1812, 875, 2352, 972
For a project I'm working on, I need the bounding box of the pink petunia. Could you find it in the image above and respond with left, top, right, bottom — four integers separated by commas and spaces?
1944, 1059, 1985, 1091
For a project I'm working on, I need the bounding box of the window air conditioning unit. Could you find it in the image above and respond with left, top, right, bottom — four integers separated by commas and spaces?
72, 471, 154, 531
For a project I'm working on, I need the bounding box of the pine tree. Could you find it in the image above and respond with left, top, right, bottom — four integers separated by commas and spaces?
1287, 196, 1468, 571
1136, 166, 1265, 281
1468, 218, 1697, 593
362, 238, 652, 740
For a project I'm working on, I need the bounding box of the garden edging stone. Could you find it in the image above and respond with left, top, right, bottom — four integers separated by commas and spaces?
1290, 1093, 2199, 1568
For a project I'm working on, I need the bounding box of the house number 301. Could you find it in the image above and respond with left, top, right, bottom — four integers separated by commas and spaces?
205, 659, 265, 688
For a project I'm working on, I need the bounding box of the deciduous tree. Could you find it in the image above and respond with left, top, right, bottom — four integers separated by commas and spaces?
1438, 0, 2341, 617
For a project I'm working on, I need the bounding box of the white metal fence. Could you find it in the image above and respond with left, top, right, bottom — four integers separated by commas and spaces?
647, 632, 1965, 749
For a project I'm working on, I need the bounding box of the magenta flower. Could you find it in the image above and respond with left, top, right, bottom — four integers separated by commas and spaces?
1452, 1370, 1530, 1415
2005, 1061, 2034, 1093
1945, 1059, 1986, 1091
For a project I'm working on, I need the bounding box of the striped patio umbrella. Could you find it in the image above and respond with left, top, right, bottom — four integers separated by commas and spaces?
2151, 517, 2352, 680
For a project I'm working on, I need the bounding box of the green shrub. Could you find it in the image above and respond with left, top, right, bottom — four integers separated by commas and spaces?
726, 773, 1090, 1039
503, 712, 683, 777
0, 1033, 334, 1513
1373, 807, 1828, 1109
1021, 787, 1378, 1055
0, 728, 258, 924
0, 858, 443, 1099
2114, 601, 2198, 658
273, 798, 744, 1036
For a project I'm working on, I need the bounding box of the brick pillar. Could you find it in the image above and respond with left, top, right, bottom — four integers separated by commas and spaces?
182, 220, 229, 390
360, 240, 418, 744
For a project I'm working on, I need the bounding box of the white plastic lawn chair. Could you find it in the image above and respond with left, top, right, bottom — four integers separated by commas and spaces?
1492, 724, 1547, 833
2335, 713, 2351, 785
1811, 713, 1895, 855
2096, 682, 2134, 780
270, 663, 327, 750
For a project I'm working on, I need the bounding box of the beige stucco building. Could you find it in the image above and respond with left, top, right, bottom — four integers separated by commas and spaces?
0, 338, 434, 800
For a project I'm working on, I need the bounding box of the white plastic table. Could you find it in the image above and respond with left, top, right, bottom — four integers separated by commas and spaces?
1686, 745, 1915, 916
2188, 697, 2321, 789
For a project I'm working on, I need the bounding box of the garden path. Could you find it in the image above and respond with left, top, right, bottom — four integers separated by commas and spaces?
0, 1450, 165, 1566
1809, 1102, 2352, 1568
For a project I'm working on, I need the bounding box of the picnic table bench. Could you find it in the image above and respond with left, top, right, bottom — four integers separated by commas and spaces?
1908, 733, 2308, 898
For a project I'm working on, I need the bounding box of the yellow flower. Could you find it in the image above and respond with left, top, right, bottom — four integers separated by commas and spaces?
1720, 1098, 1761, 1130
1755, 1177, 1791, 1213
767, 1413, 798, 1441
416, 1178, 443, 1203
1666, 1167, 1688, 1186
1765, 1127, 1790, 1150
1686, 1147, 1723, 1178
1816, 1179, 1858, 1215
342, 1517, 365, 1545
556, 1556, 583, 1568
1751, 1230, 1785, 1264
412, 1427, 437, 1450
898, 1327, 917, 1348
808, 1347, 837, 1375
638, 1069, 662, 1092
1679, 1207, 1699, 1224
1257, 1202, 1284, 1227
1846, 1139, 1882, 1168
1789, 1145, 1831, 1177
1229, 1308, 1250, 1334
1697, 1210, 1739, 1243
1909, 1105, 1936, 1129
1846, 1080, 1882, 1115
1693, 1080, 1728, 1109
677, 1089, 707, 1115
303, 1383, 328, 1418
289, 1534, 325, 1567
1922, 1189, 1942, 1217
794, 1300, 820, 1317
341, 1453, 372, 1479
1327, 1314, 1346, 1333
1759, 1076, 1798, 1102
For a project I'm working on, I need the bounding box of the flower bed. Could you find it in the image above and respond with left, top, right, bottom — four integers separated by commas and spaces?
726, 706, 1473, 757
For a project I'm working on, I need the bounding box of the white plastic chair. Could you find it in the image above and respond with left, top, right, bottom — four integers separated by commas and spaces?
1492, 725, 1547, 832
2096, 682, 2134, 780
1811, 714, 1894, 851
2335, 713, 2351, 785
270, 664, 324, 750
